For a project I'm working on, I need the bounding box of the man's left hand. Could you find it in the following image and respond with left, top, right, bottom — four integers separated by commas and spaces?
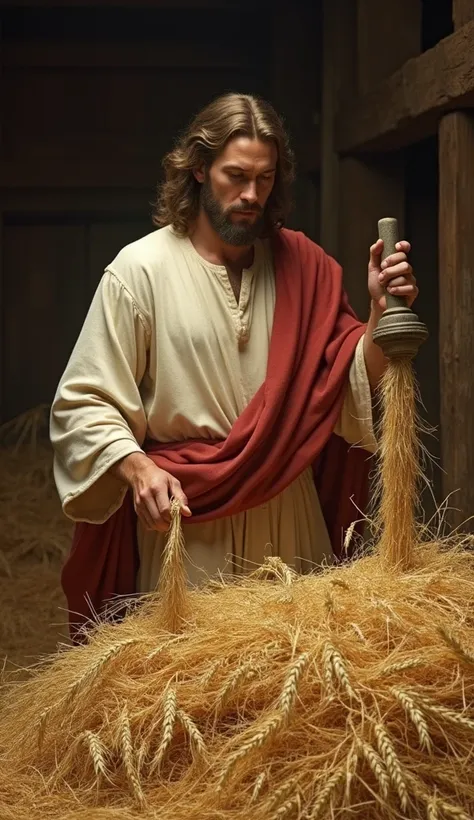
368, 239, 418, 311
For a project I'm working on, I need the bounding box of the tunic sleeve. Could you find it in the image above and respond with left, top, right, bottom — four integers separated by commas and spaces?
333, 334, 377, 453
50, 270, 150, 523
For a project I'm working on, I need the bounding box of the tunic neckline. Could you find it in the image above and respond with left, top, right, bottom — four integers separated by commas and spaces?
183, 234, 264, 276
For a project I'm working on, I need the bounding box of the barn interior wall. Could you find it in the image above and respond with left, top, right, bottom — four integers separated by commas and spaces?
0, 0, 455, 528
0, 1, 320, 423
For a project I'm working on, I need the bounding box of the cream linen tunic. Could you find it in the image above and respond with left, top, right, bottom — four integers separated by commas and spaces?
51, 226, 376, 592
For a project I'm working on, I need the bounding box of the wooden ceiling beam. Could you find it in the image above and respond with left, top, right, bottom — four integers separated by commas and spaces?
0, 0, 240, 7
336, 20, 474, 154
2, 41, 243, 69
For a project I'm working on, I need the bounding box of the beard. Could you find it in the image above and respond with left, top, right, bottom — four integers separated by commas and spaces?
200, 178, 265, 246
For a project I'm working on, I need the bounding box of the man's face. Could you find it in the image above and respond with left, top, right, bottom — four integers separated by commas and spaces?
198, 137, 278, 246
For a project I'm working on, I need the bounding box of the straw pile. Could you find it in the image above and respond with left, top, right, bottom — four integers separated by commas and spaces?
0, 531, 473, 819
0, 405, 71, 668
0, 360, 473, 818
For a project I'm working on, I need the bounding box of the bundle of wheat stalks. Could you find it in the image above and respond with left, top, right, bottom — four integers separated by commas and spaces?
0, 527, 473, 818
0, 364, 473, 819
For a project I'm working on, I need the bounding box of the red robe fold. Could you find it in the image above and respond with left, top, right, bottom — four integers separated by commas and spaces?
62, 228, 372, 639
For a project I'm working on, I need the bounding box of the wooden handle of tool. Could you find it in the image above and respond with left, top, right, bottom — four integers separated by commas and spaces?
378, 217, 407, 311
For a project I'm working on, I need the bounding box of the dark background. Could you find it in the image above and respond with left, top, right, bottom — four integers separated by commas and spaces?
0, 0, 455, 514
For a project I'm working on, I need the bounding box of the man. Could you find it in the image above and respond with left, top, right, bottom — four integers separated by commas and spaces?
50, 93, 418, 634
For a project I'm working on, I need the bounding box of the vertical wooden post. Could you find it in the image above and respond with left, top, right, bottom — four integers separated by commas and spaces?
0, 209, 3, 423
453, 0, 474, 29
320, 0, 356, 258
338, 156, 406, 321
271, 0, 320, 239
0, 18, 3, 422
438, 111, 474, 529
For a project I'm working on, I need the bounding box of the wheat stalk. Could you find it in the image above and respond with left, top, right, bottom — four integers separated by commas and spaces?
322, 642, 336, 698
374, 723, 409, 811
255, 556, 295, 586
357, 739, 390, 799
425, 703, 474, 731
278, 653, 309, 719
344, 521, 356, 553
407, 774, 468, 820
437, 802, 472, 820
37, 706, 52, 749
426, 796, 440, 820
350, 622, 367, 643
391, 687, 432, 751
249, 771, 267, 804
438, 626, 474, 666
66, 638, 139, 701
217, 659, 258, 708
264, 780, 298, 810
217, 713, 283, 790
145, 636, 183, 663
177, 709, 206, 758
345, 746, 360, 801
81, 730, 108, 779
158, 500, 190, 633
201, 658, 225, 687
119, 706, 144, 807
382, 658, 424, 675
325, 642, 356, 699
308, 766, 346, 819
406, 689, 474, 731
35, 638, 139, 746
150, 686, 177, 774
270, 794, 300, 818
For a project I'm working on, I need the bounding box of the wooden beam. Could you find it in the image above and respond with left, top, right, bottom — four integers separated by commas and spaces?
2, 41, 243, 69
1, 188, 152, 214
336, 20, 474, 154
271, 1, 320, 161
0, 0, 239, 7
0, 160, 161, 189
357, 0, 421, 95
271, 1, 321, 231
439, 111, 474, 531
453, 0, 474, 28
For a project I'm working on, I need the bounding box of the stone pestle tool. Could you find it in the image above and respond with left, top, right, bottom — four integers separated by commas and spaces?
372, 217, 428, 359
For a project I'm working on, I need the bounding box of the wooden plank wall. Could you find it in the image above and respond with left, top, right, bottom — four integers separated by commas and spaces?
321, 0, 461, 519
0, 1, 319, 422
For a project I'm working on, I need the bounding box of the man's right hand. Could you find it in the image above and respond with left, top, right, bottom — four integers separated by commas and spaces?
109, 452, 192, 532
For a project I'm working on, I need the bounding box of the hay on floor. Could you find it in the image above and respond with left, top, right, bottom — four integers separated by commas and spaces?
0, 529, 473, 820
0, 406, 71, 669
1, 361, 473, 819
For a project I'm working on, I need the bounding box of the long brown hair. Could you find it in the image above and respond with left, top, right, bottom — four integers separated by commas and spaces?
152, 93, 295, 236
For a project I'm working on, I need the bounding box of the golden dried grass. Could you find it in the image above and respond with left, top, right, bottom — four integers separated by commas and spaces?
373, 359, 424, 569
0, 532, 473, 819
0, 406, 71, 670
0, 559, 67, 670
0, 363, 473, 819
0, 405, 72, 568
